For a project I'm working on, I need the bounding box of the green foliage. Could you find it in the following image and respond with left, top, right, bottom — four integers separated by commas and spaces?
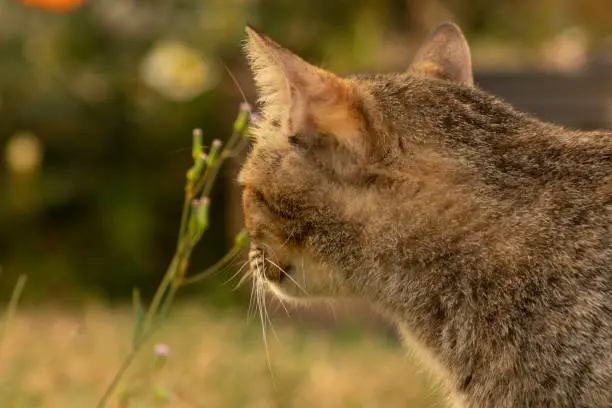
96, 106, 251, 407
1, 0, 609, 304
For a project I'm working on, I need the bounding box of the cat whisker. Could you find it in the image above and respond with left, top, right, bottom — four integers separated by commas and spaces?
251, 252, 292, 317
255, 266, 276, 386
235, 270, 254, 291
271, 297, 291, 317
210, 256, 243, 282
266, 258, 310, 297
260, 242, 280, 263
324, 298, 337, 322
223, 260, 250, 287
262, 255, 282, 343
253, 244, 308, 296
279, 229, 296, 250
274, 292, 291, 317
246, 275, 258, 322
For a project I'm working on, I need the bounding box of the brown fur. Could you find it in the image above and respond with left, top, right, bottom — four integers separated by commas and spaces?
239, 22, 612, 408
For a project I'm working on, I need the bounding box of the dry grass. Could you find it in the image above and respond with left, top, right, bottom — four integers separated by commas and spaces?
0, 303, 444, 408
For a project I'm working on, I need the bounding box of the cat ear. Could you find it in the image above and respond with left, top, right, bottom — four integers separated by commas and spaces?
244, 25, 360, 143
408, 22, 473, 87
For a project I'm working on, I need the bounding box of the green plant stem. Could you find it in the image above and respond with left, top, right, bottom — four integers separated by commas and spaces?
192, 130, 240, 197
95, 323, 160, 408
0, 274, 27, 355
143, 254, 179, 332
201, 164, 222, 200
181, 237, 245, 286
193, 164, 216, 200
158, 247, 196, 319
223, 130, 242, 156
158, 280, 181, 320
176, 188, 193, 249
98, 112, 251, 408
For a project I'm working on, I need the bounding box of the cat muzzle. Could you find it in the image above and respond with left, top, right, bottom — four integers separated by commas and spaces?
248, 246, 287, 283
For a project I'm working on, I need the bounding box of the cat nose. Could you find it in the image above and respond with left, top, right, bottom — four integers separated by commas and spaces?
249, 246, 287, 282
262, 258, 283, 282
248, 247, 265, 275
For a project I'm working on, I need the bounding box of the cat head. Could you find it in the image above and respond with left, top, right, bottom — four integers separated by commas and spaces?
238, 22, 474, 302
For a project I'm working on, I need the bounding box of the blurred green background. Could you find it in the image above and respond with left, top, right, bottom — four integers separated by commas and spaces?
1, 0, 611, 306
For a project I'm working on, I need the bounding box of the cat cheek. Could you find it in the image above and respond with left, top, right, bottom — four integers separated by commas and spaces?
242, 190, 275, 241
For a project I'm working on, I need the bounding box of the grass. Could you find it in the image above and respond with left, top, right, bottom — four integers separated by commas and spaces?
0, 303, 445, 408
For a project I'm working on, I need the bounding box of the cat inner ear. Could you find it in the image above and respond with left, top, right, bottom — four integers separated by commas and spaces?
408, 22, 473, 87
244, 25, 362, 149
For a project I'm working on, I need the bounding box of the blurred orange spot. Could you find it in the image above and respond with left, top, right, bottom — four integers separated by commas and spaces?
19, 0, 86, 12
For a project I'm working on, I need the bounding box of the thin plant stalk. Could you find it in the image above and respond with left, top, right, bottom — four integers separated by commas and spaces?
0, 274, 27, 355
143, 254, 180, 331
96, 322, 160, 408
96, 105, 253, 408
181, 235, 247, 286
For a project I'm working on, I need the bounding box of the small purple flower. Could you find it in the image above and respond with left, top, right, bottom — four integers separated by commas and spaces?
155, 343, 170, 358
239, 102, 252, 113
192, 128, 202, 138
200, 153, 208, 161
212, 139, 222, 149
200, 197, 210, 206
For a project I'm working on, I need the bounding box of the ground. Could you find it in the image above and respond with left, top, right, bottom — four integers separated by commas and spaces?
0, 303, 444, 408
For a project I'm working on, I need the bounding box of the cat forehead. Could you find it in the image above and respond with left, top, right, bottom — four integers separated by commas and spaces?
347, 72, 405, 86
347, 72, 420, 96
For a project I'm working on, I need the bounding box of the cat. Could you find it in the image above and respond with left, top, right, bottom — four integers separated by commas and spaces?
238, 22, 612, 408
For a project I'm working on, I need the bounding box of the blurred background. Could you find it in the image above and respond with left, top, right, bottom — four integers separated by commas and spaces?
0, 0, 611, 407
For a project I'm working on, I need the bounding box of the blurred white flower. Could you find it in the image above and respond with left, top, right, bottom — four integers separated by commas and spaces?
541, 26, 589, 72
5, 131, 43, 175
139, 40, 218, 102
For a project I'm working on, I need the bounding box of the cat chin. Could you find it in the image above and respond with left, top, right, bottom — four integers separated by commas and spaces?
265, 278, 339, 306
265, 279, 309, 303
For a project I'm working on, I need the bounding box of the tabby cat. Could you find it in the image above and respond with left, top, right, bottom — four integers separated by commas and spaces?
238, 22, 612, 408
